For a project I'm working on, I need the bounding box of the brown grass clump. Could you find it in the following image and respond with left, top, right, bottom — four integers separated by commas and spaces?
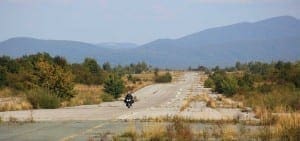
206, 99, 216, 108
220, 125, 239, 141
0, 88, 32, 111
171, 71, 183, 82
274, 113, 300, 140
0, 88, 14, 98
125, 72, 156, 92
141, 123, 166, 140
253, 106, 269, 119
180, 98, 191, 112
119, 123, 138, 141
63, 84, 103, 107
0, 98, 32, 112
255, 112, 300, 140
180, 93, 212, 111
0, 88, 25, 98
66, 92, 102, 106
166, 118, 194, 141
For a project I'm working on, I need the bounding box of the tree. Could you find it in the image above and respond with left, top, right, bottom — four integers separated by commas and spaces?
104, 74, 125, 98
35, 59, 74, 99
53, 56, 68, 68
154, 68, 159, 76
0, 67, 7, 88
0, 56, 19, 73
103, 62, 112, 71
83, 58, 100, 74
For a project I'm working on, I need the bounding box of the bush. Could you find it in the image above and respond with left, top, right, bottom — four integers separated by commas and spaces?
220, 76, 238, 96
26, 88, 60, 109
155, 72, 172, 83
104, 74, 125, 98
204, 78, 214, 88
35, 60, 74, 99
101, 93, 115, 102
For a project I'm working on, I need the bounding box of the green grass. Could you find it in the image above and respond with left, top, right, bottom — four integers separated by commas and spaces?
26, 88, 60, 109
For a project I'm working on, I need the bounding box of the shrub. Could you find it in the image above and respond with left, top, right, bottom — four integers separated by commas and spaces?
154, 72, 172, 83
26, 88, 60, 109
220, 76, 238, 96
204, 78, 214, 88
0, 67, 7, 88
101, 93, 115, 102
35, 60, 74, 99
104, 74, 125, 98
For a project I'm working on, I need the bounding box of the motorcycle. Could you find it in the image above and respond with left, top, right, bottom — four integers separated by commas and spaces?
125, 98, 134, 108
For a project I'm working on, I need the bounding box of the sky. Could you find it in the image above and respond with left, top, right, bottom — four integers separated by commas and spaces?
0, 0, 300, 44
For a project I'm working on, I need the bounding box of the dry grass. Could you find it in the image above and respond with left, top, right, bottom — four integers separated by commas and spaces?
116, 118, 194, 141
115, 114, 299, 140
220, 125, 239, 141
141, 123, 166, 140
273, 113, 300, 140
0, 98, 32, 112
125, 71, 182, 94
0, 88, 32, 112
118, 123, 138, 141
0, 88, 22, 98
125, 72, 155, 93
180, 93, 211, 111
180, 99, 191, 112
116, 119, 247, 140
171, 71, 183, 82
62, 84, 103, 107
255, 112, 300, 140
140, 115, 240, 125
218, 97, 244, 108
206, 100, 217, 108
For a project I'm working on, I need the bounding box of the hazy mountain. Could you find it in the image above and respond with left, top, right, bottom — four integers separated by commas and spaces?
0, 37, 114, 63
130, 16, 300, 68
1, 16, 300, 68
96, 42, 138, 49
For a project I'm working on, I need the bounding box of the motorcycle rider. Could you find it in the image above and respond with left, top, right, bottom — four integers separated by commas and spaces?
124, 91, 134, 108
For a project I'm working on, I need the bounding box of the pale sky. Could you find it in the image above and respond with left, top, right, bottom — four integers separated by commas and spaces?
0, 0, 300, 44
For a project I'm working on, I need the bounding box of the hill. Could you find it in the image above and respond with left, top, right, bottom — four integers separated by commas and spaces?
1, 16, 300, 68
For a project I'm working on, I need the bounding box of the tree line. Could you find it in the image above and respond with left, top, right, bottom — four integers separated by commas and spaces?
0, 53, 151, 108
204, 61, 300, 111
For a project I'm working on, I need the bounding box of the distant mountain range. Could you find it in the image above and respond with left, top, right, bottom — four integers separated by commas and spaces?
96, 42, 138, 49
1, 16, 300, 68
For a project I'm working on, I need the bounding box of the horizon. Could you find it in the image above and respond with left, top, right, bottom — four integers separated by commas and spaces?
1, 0, 300, 44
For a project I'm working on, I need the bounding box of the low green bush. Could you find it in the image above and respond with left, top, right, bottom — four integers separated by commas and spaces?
104, 74, 125, 98
101, 93, 115, 102
204, 78, 214, 88
155, 72, 172, 83
26, 88, 60, 109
